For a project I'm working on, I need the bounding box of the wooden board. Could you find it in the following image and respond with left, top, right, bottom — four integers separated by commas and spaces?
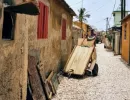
78, 38, 88, 46
64, 46, 94, 75
28, 56, 46, 100
36, 65, 53, 100
78, 38, 95, 47
5, 1, 39, 15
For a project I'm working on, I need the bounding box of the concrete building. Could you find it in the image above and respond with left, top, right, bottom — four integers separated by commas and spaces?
113, 6, 129, 27
0, 0, 75, 100
111, 6, 129, 54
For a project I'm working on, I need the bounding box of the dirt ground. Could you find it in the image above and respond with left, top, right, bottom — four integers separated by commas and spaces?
52, 44, 130, 100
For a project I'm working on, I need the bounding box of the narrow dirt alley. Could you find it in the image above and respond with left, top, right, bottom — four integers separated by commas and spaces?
52, 44, 130, 100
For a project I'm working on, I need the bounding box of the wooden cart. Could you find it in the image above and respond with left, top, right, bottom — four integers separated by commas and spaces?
64, 37, 98, 77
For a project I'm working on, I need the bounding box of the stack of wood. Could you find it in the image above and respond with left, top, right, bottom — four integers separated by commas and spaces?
27, 56, 60, 100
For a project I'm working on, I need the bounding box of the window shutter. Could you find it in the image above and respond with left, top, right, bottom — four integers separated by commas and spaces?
62, 19, 66, 40
44, 6, 49, 38
41, 3, 45, 38
37, 1, 48, 39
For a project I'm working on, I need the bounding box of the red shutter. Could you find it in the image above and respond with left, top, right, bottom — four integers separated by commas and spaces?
37, 2, 49, 39
40, 2, 43, 38
62, 19, 66, 40
41, 3, 45, 38
44, 6, 49, 38
37, 2, 44, 39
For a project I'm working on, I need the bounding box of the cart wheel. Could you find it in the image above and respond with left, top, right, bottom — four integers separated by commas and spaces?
86, 70, 92, 76
92, 63, 98, 76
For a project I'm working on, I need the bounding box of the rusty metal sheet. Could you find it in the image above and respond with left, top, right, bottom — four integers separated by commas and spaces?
28, 56, 46, 100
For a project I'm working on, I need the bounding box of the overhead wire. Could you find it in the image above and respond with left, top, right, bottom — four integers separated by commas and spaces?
108, 0, 116, 28
70, 0, 83, 7
95, 18, 106, 23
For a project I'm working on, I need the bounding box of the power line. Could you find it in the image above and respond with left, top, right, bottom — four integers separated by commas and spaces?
95, 18, 106, 23
70, 0, 82, 7
88, 0, 113, 15
109, 0, 116, 22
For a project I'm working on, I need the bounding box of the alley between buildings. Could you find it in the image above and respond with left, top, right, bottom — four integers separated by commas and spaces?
52, 44, 130, 100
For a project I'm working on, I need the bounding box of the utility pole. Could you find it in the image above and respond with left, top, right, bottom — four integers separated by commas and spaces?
106, 17, 109, 34
123, 0, 126, 17
120, 0, 126, 55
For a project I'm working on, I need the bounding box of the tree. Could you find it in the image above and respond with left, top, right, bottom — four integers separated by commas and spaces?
76, 8, 90, 36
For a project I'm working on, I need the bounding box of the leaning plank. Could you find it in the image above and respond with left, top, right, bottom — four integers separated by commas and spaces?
28, 56, 46, 100
77, 47, 94, 75
45, 71, 54, 83
78, 38, 87, 46
64, 46, 80, 72
36, 66, 53, 100
48, 81, 56, 95
64, 46, 77, 70
64, 46, 94, 75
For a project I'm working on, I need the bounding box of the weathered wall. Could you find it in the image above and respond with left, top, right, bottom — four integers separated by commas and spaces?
0, 0, 73, 99
72, 27, 82, 48
0, 9, 28, 100
28, 0, 73, 77
73, 21, 90, 36
122, 18, 130, 63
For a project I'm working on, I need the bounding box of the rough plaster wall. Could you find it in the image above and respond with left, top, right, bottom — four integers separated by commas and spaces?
72, 28, 82, 48
50, 0, 73, 67
0, 14, 28, 100
28, 0, 73, 77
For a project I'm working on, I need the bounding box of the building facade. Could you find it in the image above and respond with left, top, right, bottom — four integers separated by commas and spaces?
121, 14, 130, 63
0, 0, 75, 100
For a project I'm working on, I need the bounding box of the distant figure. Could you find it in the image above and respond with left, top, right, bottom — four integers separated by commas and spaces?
91, 29, 96, 37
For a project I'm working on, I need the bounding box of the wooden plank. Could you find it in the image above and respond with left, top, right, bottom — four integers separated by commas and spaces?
52, 74, 59, 91
81, 47, 94, 75
69, 46, 89, 74
78, 38, 87, 46
75, 47, 90, 74
36, 65, 53, 100
64, 46, 94, 75
78, 38, 95, 47
28, 56, 46, 100
48, 81, 56, 95
4, 1, 40, 15
64, 46, 80, 72
64, 46, 76, 70
45, 71, 54, 83
44, 82, 53, 100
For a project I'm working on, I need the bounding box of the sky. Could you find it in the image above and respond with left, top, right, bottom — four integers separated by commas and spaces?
65, 0, 130, 31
